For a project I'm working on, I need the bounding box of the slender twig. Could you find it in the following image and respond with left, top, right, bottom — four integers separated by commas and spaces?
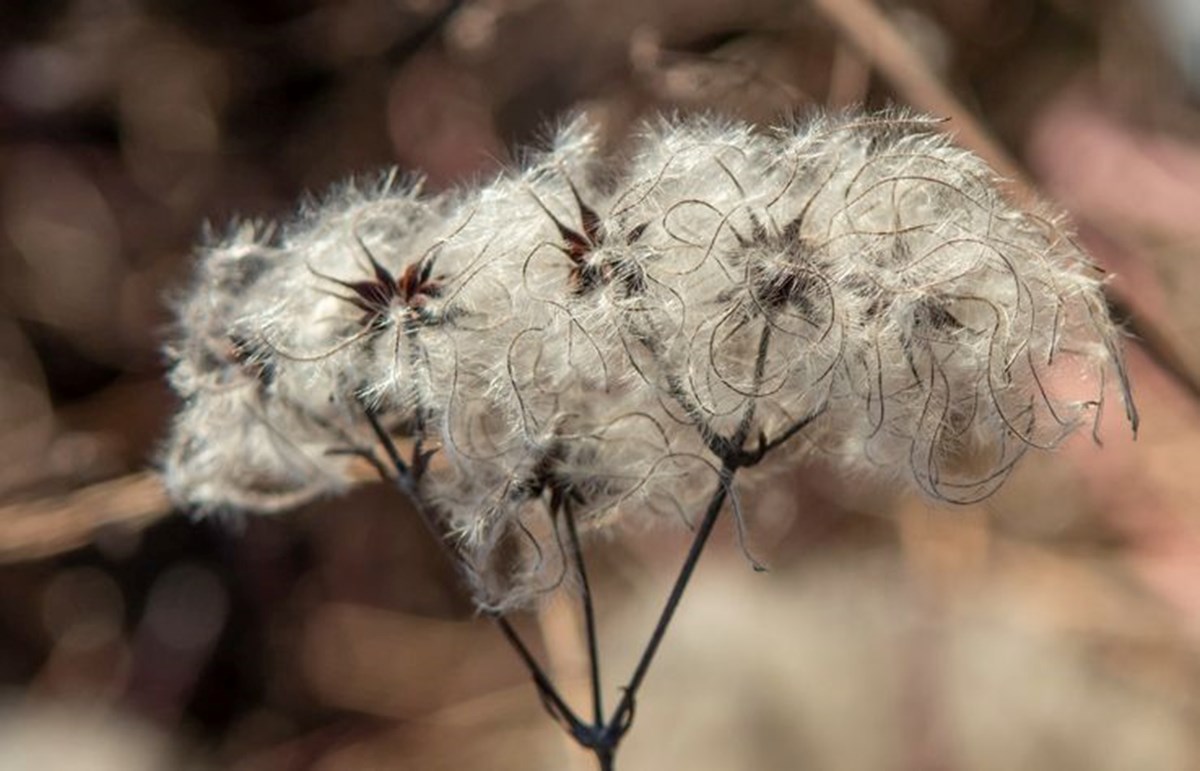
735, 406, 827, 467
359, 404, 460, 572
561, 496, 605, 725
494, 614, 590, 737
603, 467, 733, 743
361, 407, 411, 482
598, 325, 778, 755
357, 319, 815, 769
356, 403, 589, 741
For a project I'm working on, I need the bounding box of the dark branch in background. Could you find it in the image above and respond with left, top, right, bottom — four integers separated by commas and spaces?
1106, 295, 1200, 405
383, 0, 468, 66
808, 0, 1198, 412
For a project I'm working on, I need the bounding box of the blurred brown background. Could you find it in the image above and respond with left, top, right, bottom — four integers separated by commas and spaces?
2, 0, 1200, 768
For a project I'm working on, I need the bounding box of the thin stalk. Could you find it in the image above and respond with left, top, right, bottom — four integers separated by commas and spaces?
495, 614, 589, 737
603, 467, 732, 743
359, 319, 815, 770
562, 497, 605, 725
358, 404, 587, 737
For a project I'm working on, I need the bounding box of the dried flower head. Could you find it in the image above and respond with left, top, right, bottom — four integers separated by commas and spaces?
162, 111, 1136, 609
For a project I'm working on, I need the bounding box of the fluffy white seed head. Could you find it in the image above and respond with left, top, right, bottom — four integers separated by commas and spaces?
162, 111, 1136, 609
163, 221, 355, 513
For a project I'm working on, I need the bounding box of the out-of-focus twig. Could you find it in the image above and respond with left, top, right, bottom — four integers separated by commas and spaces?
808, 0, 1032, 203
826, 41, 871, 108
0, 471, 170, 562
809, 0, 1200, 409
0, 455, 386, 562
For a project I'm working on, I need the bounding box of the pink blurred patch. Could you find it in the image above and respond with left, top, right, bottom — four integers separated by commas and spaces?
1027, 87, 1200, 634
1028, 89, 1200, 241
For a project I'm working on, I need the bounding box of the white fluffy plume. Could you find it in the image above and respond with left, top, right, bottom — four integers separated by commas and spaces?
162, 111, 1136, 609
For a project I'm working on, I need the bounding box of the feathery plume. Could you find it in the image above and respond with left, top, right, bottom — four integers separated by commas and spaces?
162, 111, 1135, 609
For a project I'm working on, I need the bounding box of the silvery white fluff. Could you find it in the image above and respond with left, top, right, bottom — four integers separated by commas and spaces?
163, 111, 1136, 609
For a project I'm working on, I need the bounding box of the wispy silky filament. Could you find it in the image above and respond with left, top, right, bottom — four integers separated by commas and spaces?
163, 111, 1136, 609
